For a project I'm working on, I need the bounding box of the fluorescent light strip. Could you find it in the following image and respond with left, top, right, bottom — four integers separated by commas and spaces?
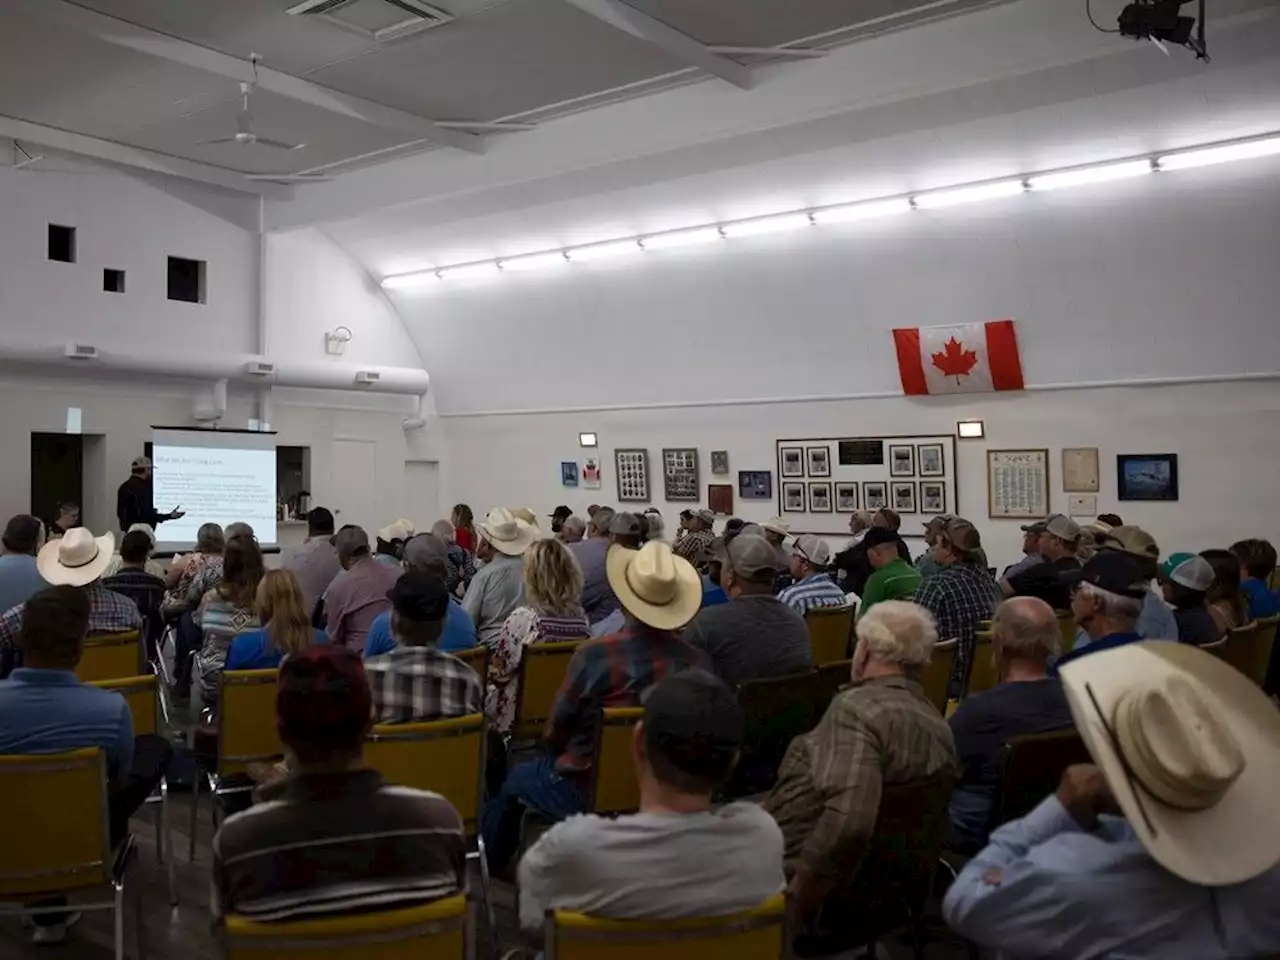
377, 130, 1280, 289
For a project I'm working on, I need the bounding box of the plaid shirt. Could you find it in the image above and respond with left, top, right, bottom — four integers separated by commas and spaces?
763, 676, 957, 884
0, 583, 143, 677
673, 530, 715, 564
912, 562, 1003, 682
547, 622, 707, 774
103, 567, 167, 656
364, 645, 483, 725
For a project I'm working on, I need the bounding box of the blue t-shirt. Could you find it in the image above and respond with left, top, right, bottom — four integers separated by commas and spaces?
0, 554, 45, 616
362, 598, 477, 658
0, 669, 134, 778
1243, 578, 1280, 620
225, 627, 330, 671
701, 576, 728, 608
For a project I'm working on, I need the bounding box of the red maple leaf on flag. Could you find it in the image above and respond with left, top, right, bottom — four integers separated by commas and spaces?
931, 336, 979, 384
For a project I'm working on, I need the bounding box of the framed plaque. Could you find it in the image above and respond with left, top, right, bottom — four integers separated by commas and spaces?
1062, 447, 1100, 493
987, 449, 1050, 519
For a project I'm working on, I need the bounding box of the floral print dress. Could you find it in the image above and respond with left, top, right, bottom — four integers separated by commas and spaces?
485, 604, 589, 734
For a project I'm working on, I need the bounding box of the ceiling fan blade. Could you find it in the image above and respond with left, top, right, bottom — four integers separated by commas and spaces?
199, 137, 239, 145
255, 138, 306, 151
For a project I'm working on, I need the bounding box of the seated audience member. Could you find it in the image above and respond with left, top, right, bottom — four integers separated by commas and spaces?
481, 540, 707, 874
1056, 551, 1148, 667
946, 597, 1073, 852
375, 519, 415, 567
225, 569, 327, 671
185, 522, 255, 609
568, 507, 617, 625
364, 571, 482, 724
831, 508, 911, 595
1001, 522, 1045, 579
0, 529, 141, 678
464, 509, 534, 646
1232, 538, 1280, 619
857, 527, 923, 617
1095, 512, 1124, 528
47, 501, 80, 540
915, 515, 987, 580
451, 503, 477, 553
0, 514, 46, 614
487, 538, 589, 734
164, 521, 225, 611
549, 505, 572, 536
763, 601, 957, 922
1074, 525, 1178, 646
281, 507, 341, 618
777, 535, 848, 618
0, 586, 171, 942
761, 517, 792, 572
518, 669, 784, 931
103, 529, 167, 659
1159, 553, 1223, 646
672, 508, 716, 564
195, 534, 265, 708
430, 519, 476, 594
642, 507, 666, 543
687, 534, 813, 684
323, 526, 400, 653
364, 534, 478, 657
1001, 513, 1081, 609
103, 523, 167, 580
212, 646, 467, 922
1201, 548, 1250, 635
558, 515, 586, 545
912, 518, 1002, 689
943, 641, 1280, 959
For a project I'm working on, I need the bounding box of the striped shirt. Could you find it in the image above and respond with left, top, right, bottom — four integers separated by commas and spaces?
212, 769, 466, 922
364, 645, 483, 725
778, 573, 850, 617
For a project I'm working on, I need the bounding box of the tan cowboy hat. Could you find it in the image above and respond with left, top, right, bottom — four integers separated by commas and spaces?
606, 540, 702, 631
1059, 641, 1280, 886
478, 508, 537, 556
509, 507, 543, 534
37, 527, 115, 587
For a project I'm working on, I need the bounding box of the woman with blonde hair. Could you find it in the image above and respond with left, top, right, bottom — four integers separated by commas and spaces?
225, 568, 328, 671
486, 538, 589, 733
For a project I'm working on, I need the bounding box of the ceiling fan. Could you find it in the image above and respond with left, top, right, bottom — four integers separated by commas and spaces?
201, 58, 305, 151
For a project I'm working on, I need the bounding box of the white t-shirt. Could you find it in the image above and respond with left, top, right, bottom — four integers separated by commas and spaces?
517, 803, 784, 933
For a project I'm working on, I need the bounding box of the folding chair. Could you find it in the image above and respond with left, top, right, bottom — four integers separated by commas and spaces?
452, 644, 490, 680
1220, 621, 1265, 684
512, 639, 585, 739
918, 639, 957, 715
76, 630, 142, 683
224, 892, 469, 960
91, 674, 177, 906
805, 606, 854, 665
546, 892, 788, 960
813, 660, 851, 715
1056, 615, 1079, 654
0, 749, 139, 960
993, 729, 1090, 827
191, 668, 282, 860
590, 707, 644, 817
965, 631, 999, 698
364, 714, 496, 954
727, 671, 820, 796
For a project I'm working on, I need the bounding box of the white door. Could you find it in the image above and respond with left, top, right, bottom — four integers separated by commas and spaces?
330, 439, 376, 533
404, 460, 441, 529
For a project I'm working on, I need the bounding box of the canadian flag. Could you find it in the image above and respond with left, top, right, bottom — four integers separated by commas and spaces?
892, 319, 1024, 395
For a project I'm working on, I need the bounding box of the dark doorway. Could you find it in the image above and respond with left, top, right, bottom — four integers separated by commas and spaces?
31, 433, 83, 531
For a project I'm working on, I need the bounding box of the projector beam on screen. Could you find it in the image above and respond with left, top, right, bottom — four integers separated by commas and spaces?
151, 427, 278, 551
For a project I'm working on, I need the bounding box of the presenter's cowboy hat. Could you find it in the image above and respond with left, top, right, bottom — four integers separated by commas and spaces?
606, 540, 701, 631
1059, 641, 1280, 886
38, 528, 115, 587
478, 508, 537, 557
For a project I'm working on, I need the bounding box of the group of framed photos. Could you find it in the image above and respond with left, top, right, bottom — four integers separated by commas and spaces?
781, 479, 946, 515
780, 441, 945, 480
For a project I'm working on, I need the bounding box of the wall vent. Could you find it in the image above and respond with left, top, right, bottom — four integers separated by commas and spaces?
285, 0, 454, 42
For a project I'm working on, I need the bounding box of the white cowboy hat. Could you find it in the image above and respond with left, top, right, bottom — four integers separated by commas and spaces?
1059, 641, 1280, 886
37, 527, 115, 587
478, 508, 537, 556
509, 507, 543, 534
377, 518, 415, 543
606, 540, 702, 631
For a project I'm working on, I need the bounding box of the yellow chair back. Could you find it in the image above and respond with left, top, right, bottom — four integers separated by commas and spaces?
452, 644, 489, 680
514, 639, 585, 738
966, 631, 999, 698
918, 639, 957, 715
591, 707, 643, 817
75, 630, 141, 683
1056, 615, 1078, 654
1221, 620, 1275, 686
805, 606, 853, 666
547, 892, 787, 960
0, 748, 110, 896
224, 893, 468, 960
91, 674, 158, 736
218, 668, 284, 776
365, 714, 486, 834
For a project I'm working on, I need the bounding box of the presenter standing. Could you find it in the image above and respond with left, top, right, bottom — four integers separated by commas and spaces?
116, 456, 184, 534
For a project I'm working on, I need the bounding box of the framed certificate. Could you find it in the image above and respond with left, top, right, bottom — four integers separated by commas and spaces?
987, 449, 1050, 519
1062, 447, 1100, 493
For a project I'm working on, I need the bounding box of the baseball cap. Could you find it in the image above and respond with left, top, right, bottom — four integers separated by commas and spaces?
762, 517, 790, 536
402, 532, 449, 569
334, 525, 370, 557
1096, 525, 1159, 560
1062, 551, 1148, 599
714, 533, 780, 583
642, 669, 744, 783
131, 455, 152, 470
1044, 513, 1082, 541
923, 514, 955, 531
550, 505, 573, 521
939, 517, 982, 554
695, 508, 717, 525
1020, 520, 1048, 535
387, 570, 450, 623
791, 534, 832, 567
609, 511, 643, 537
862, 527, 902, 550
276, 646, 371, 754
1161, 553, 1215, 592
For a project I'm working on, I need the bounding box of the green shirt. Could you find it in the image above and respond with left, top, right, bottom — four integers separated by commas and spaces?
858, 558, 923, 617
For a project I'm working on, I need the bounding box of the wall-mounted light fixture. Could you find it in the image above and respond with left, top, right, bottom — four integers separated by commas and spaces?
957, 420, 985, 440
579, 432, 598, 448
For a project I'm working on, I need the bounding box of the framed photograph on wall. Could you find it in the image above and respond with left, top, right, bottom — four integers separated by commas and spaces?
987, 449, 1050, 519
710, 450, 730, 475
835, 482, 859, 513
919, 481, 946, 515
708, 483, 734, 515
560, 461, 579, 487
780, 446, 804, 478
1117, 453, 1179, 501
662, 447, 699, 501
614, 448, 649, 503
863, 481, 888, 512
808, 482, 833, 513
806, 446, 831, 478
892, 481, 918, 514
782, 482, 806, 513
738, 470, 773, 501
889, 444, 916, 477
917, 443, 945, 478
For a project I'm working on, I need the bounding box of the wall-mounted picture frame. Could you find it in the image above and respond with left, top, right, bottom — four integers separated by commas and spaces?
806, 446, 831, 478
582, 458, 601, 490
782, 482, 806, 513
889, 444, 916, 477
780, 446, 804, 478
863, 481, 888, 512
808, 482, 833, 512
708, 483, 734, 515
738, 470, 773, 501
1117, 453, 1179, 501
1062, 447, 1101, 493
892, 481, 918, 514
919, 480, 946, 515
917, 443, 945, 478
662, 447, 700, 501
834, 482, 859, 513
710, 450, 730, 475
987, 449, 1050, 519
560, 461, 578, 487
615, 448, 649, 502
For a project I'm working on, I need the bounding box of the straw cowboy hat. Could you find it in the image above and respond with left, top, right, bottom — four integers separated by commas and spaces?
606, 540, 702, 631
509, 507, 543, 534
377, 519, 415, 543
1059, 641, 1280, 886
477, 508, 537, 557
37, 527, 115, 587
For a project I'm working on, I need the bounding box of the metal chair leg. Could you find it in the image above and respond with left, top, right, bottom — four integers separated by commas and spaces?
160, 779, 177, 906
189, 771, 202, 862
113, 880, 125, 960
473, 836, 499, 958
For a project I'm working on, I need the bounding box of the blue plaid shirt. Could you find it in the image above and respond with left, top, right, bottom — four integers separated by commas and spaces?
0, 583, 142, 678
778, 573, 849, 617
